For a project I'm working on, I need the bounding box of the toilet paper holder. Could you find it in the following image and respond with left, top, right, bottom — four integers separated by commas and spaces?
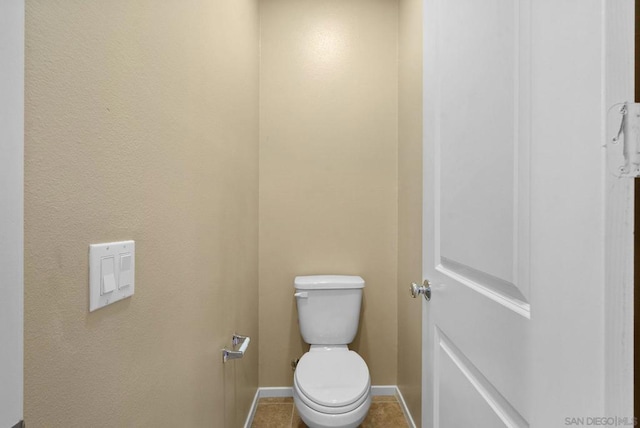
222, 334, 250, 363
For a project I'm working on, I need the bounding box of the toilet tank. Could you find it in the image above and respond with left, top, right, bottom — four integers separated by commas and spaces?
294, 275, 365, 345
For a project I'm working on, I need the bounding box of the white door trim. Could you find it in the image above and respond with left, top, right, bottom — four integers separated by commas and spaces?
603, 0, 634, 417
0, 0, 25, 426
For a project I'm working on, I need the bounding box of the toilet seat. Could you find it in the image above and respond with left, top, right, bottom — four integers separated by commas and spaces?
294, 376, 370, 415
294, 349, 370, 414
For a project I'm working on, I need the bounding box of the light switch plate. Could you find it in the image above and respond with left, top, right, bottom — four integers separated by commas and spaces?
89, 240, 135, 312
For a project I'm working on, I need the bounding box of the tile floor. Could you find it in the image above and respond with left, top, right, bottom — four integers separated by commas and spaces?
250, 395, 410, 428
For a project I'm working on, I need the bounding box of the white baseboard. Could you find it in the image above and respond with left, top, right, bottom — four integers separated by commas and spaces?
242, 389, 260, 428
256, 386, 293, 398
395, 387, 418, 428
371, 385, 397, 396
244, 385, 417, 428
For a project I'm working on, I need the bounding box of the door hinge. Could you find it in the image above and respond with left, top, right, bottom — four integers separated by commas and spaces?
608, 102, 640, 177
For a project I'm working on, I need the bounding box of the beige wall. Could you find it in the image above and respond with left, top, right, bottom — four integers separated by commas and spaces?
24, 1, 259, 427
259, 0, 399, 387
397, 0, 423, 423
24, 0, 424, 424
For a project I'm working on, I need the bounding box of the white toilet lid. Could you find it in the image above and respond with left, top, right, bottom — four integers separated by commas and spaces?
295, 350, 370, 407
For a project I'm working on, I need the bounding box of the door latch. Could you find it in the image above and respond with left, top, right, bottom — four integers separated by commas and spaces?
609, 102, 640, 177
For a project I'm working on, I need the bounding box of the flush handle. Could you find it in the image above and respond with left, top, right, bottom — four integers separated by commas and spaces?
410, 280, 431, 301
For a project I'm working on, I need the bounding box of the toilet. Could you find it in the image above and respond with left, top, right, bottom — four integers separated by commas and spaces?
292, 275, 372, 428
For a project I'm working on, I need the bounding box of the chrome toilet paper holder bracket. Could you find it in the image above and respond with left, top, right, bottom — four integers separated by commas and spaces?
222, 334, 251, 363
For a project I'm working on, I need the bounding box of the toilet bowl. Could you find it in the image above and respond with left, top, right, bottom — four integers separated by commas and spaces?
292, 276, 372, 428
293, 346, 371, 428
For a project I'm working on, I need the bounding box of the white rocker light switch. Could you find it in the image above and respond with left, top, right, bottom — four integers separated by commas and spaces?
89, 240, 135, 312
101, 256, 116, 295
119, 253, 132, 289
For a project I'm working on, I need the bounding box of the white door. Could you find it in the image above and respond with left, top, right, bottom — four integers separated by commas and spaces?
422, 1, 634, 427
0, 1, 24, 427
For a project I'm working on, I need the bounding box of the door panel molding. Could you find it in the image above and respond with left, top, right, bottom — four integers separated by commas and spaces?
435, 327, 528, 428
438, 257, 530, 318
432, 0, 532, 316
